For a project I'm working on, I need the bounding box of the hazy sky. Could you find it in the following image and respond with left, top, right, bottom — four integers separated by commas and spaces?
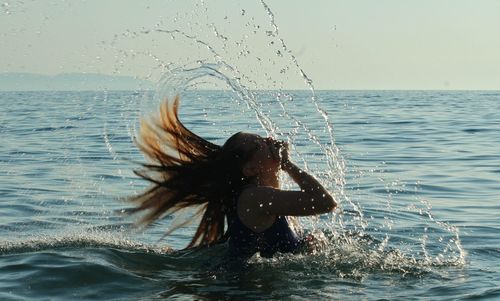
1, 0, 499, 90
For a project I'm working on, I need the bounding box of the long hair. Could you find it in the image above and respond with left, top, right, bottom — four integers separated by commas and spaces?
129, 96, 257, 249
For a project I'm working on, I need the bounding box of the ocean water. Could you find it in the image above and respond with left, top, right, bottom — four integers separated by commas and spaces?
0, 89, 499, 300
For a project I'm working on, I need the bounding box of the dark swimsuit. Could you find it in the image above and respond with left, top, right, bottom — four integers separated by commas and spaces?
228, 210, 303, 258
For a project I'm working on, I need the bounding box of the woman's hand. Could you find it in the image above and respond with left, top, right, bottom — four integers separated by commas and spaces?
279, 141, 291, 169
302, 230, 329, 254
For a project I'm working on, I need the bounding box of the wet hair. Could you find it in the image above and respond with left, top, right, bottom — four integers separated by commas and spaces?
128, 96, 258, 248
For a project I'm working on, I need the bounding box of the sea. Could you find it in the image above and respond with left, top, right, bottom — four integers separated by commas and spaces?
0, 89, 499, 300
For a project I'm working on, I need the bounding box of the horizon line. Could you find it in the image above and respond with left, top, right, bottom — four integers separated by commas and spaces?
1, 88, 499, 93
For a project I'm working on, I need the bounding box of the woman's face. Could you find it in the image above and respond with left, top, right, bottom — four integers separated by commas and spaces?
236, 133, 282, 176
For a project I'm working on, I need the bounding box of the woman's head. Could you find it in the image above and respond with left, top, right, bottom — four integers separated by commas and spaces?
221, 132, 284, 184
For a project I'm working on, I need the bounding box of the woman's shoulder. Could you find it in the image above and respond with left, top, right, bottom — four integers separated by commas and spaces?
236, 184, 277, 233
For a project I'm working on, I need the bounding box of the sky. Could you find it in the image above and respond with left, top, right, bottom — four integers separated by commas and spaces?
1, 0, 500, 90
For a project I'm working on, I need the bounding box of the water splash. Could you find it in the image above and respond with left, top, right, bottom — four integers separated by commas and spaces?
101, 1, 466, 274
1, 2, 10, 14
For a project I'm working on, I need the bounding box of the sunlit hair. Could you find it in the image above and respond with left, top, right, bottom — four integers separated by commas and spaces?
128, 96, 257, 248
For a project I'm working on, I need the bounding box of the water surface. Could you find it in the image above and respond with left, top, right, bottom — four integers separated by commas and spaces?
1, 90, 499, 300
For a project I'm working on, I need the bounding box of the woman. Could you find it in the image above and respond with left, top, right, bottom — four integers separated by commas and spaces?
129, 96, 336, 258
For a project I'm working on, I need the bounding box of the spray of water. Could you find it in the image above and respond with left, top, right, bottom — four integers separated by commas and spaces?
99, 0, 466, 275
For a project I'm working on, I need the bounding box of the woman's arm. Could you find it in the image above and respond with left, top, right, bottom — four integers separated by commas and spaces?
239, 146, 337, 217
282, 160, 336, 211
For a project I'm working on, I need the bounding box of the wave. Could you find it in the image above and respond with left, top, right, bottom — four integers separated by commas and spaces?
0, 227, 463, 280
0, 230, 156, 255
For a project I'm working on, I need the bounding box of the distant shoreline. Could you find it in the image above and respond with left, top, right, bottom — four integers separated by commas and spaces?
0, 72, 154, 91
1, 73, 499, 92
